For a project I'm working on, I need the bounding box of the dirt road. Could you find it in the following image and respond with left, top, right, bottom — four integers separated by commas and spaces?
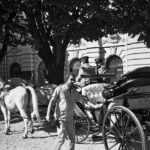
1, 112, 150, 150
0, 115, 105, 150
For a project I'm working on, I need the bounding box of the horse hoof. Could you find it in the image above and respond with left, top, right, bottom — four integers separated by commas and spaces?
8, 128, 11, 132
4, 128, 11, 135
23, 135, 28, 139
4, 131, 9, 135
30, 128, 34, 134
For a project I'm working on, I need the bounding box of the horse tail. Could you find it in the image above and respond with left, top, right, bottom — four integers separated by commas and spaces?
25, 86, 41, 124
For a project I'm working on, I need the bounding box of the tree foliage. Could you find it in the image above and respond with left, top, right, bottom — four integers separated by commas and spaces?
1, 0, 150, 84
110, 0, 150, 47
0, 0, 32, 63
1, 0, 116, 84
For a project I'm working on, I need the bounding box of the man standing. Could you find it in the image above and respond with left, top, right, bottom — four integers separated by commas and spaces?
46, 73, 99, 150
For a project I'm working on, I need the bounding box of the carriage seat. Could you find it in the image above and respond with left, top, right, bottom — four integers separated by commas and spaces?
81, 83, 106, 124
82, 83, 105, 104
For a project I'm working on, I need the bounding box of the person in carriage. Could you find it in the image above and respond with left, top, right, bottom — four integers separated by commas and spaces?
76, 56, 97, 87
95, 57, 106, 75
75, 56, 107, 127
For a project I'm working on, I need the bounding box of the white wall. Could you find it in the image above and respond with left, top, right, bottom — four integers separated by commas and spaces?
67, 34, 150, 75
1, 34, 150, 80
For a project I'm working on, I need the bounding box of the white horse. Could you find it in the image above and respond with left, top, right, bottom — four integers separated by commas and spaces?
0, 85, 41, 139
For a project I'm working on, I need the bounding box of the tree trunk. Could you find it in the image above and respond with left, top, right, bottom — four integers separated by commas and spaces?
0, 39, 8, 64
46, 62, 64, 84
38, 45, 66, 85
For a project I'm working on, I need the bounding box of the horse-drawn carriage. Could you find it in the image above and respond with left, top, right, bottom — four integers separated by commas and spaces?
74, 66, 150, 150
1, 66, 150, 149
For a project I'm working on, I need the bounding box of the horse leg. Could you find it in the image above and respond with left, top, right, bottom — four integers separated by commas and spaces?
1, 106, 10, 135
7, 110, 11, 132
29, 111, 36, 134
25, 107, 34, 134
20, 110, 29, 139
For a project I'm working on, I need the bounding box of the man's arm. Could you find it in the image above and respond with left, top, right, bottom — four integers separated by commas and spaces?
46, 98, 56, 122
78, 94, 102, 109
46, 88, 58, 122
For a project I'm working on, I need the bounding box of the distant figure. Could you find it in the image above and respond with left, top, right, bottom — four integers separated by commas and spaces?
95, 57, 106, 74
76, 56, 96, 87
95, 57, 109, 83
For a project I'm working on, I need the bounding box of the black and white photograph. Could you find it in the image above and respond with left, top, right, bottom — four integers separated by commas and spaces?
0, 0, 150, 149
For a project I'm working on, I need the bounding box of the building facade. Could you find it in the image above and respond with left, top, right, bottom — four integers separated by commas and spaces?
68, 34, 150, 81
0, 34, 150, 84
0, 44, 44, 85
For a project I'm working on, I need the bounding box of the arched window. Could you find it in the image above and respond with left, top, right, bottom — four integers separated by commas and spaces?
106, 55, 123, 81
10, 63, 21, 78
69, 58, 81, 76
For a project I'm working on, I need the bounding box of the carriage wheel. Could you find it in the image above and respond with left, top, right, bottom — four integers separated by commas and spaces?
74, 115, 90, 143
102, 106, 147, 150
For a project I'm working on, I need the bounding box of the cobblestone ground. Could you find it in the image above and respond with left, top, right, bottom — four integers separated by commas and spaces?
1, 113, 150, 150
0, 114, 105, 150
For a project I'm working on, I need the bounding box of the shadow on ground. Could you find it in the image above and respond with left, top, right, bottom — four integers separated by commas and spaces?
33, 119, 57, 134
0, 114, 23, 123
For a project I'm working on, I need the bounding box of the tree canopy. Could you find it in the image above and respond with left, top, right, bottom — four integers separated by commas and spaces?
0, 0, 150, 84
0, 0, 25, 63
110, 0, 150, 47
1, 0, 116, 84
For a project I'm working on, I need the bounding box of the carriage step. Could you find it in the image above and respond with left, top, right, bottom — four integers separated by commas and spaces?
91, 134, 103, 142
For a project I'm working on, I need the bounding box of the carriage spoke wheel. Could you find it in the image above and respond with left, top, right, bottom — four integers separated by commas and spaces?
102, 106, 147, 150
74, 115, 90, 143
